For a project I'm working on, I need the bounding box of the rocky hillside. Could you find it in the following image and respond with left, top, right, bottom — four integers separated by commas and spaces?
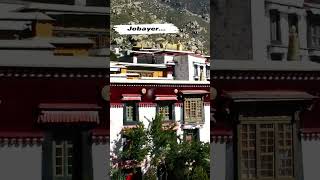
111, 0, 210, 55
159, 0, 209, 19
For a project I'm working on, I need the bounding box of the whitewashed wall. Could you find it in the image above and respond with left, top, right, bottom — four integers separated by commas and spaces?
211, 142, 226, 180
138, 106, 156, 174
211, 142, 233, 180
175, 105, 183, 139
200, 105, 210, 142
92, 144, 109, 180
139, 106, 156, 129
0, 145, 42, 180
188, 55, 208, 81
174, 55, 189, 80
110, 106, 124, 155
302, 139, 320, 180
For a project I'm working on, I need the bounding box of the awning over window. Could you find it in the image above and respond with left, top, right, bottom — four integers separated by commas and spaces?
155, 95, 178, 101
121, 94, 142, 101
180, 90, 210, 94
37, 103, 101, 124
38, 103, 101, 110
38, 111, 99, 123
226, 91, 317, 102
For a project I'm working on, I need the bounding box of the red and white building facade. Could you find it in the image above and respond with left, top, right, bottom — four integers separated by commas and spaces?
110, 49, 210, 173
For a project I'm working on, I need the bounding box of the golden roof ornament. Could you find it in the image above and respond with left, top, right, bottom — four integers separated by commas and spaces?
177, 41, 183, 51
287, 25, 300, 61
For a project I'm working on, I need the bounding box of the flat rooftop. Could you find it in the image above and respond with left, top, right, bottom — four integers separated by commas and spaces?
211, 60, 320, 71
110, 78, 210, 85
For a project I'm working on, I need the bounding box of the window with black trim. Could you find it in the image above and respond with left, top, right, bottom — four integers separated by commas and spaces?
194, 64, 199, 78
53, 140, 73, 180
184, 97, 204, 124
124, 102, 137, 124
184, 129, 199, 142
270, 10, 281, 44
206, 65, 210, 79
309, 15, 320, 48
157, 102, 174, 121
288, 14, 298, 33
238, 117, 294, 180
43, 131, 93, 180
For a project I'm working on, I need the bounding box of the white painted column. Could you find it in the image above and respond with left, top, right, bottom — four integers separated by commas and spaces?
133, 56, 138, 64
280, 12, 289, 60
280, 12, 289, 45
203, 65, 207, 80
298, 12, 308, 49
265, 7, 272, 61
197, 65, 201, 78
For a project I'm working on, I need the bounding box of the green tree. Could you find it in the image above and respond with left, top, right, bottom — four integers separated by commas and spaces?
149, 114, 177, 166
112, 114, 210, 179
120, 122, 149, 163
165, 141, 210, 180
190, 166, 209, 180
111, 122, 149, 179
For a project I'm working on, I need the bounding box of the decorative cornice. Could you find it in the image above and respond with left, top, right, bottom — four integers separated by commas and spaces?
0, 134, 108, 145
110, 102, 209, 108
301, 132, 320, 140
0, 69, 108, 79
174, 103, 183, 107
211, 71, 320, 81
0, 137, 44, 147
111, 84, 210, 88
92, 135, 109, 145
300, 128, 320, 140
138, 102, 157, 107
110, 103, 124, 108
239, 115, 292, 121
211, 135, 233, 143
